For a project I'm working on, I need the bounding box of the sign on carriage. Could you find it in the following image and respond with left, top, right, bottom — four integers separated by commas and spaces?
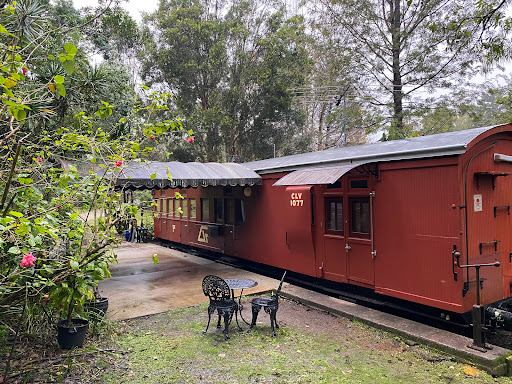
474, 194, 483, 212
198, 225, 209, 243
290, 192, 304, 207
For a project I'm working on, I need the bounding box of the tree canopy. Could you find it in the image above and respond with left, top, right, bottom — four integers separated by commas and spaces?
141, 0, 312, 161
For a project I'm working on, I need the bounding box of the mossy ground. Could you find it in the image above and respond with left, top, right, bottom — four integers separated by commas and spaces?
4, 300, 512, 383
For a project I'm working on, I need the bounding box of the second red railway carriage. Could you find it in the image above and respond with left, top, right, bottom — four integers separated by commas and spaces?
120, 124, 512, 319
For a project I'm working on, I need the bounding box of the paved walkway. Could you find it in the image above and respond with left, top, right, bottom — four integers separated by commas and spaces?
99, 242, 279, 320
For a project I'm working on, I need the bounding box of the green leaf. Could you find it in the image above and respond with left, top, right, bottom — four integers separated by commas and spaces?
9, 211, 23, 218
70, 260, 79, 270
48, 54, 55, 60
56, 83, 66, 98
152, 254, 159, 264
18, 177, 33, 184
15, 109, 26, 121
150, 173, 157, 180
64, 43, 77, 56
4, 78, 16, 89
8, 246, 20, 254
63, 60, 75, 75
54, 75, 65, 84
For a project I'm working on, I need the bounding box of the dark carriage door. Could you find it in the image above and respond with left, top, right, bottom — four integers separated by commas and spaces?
345, 177, 375, 287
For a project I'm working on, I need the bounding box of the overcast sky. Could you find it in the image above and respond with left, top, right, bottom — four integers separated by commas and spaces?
72, 0, 158, 22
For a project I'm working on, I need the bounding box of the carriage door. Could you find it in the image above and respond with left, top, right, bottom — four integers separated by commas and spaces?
161, 197, 168, 238
345, 177, 375, 287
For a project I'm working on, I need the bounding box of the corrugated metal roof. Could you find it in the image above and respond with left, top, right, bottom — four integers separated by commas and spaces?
245, 126, 498, 174
117, 161, 261, 189
273, 163, 361, 186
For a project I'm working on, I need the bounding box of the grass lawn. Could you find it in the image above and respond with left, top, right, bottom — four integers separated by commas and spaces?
4, 299, 512, 383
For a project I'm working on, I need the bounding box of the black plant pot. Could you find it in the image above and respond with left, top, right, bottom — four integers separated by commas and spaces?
84, 297, 109, 317
57, 319, 89, 349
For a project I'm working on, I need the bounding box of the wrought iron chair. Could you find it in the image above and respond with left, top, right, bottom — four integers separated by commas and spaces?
202, 275, 240, 340
249, 271, 287, 337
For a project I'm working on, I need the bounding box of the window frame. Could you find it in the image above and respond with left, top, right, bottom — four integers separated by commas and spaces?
325, 196, 344, 235
189, 198, 197, 220
214, 198, 224, 224
201, 198, 209, 222
349, 197, 371, 238
182, 199, 188, 218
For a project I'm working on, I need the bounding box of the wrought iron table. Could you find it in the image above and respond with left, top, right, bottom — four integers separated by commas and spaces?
225, 278, 258, 325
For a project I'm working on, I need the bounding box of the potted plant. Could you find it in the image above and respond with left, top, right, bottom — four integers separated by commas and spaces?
84, 287, 109, 317
51, 244, 116, 349
48, 182, 120, 349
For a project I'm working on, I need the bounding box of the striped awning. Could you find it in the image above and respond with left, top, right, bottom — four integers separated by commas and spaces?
117, 161, 262, 190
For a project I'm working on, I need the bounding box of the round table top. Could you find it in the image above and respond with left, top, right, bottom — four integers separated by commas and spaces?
224, 278, 258, 290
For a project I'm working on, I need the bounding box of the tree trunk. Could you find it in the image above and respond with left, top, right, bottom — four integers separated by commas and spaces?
390, 0, 404, 139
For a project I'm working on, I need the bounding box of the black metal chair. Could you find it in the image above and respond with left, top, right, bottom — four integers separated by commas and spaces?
202, 275, 240, 340
249, 271, 287, 337
136, 211, 150, 243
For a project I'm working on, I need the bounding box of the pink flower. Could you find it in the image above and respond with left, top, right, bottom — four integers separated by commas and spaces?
187, 136, 195, 143
20, 253, 36, 268
150, 135, 155, 141
44, 294, 49, 300
35, 157, 43, 163
22, 68, 27, 75
115, 160, 123, 167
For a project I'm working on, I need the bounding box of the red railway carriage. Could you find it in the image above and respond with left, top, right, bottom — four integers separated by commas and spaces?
120, 124, 512, 316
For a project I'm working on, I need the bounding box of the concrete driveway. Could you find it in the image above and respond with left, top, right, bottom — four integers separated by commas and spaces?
98, 242, 279, 320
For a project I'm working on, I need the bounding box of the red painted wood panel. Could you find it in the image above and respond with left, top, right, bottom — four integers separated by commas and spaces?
373, 162, 462, 311
458, 135, 512, 310
239, 175, 317, 276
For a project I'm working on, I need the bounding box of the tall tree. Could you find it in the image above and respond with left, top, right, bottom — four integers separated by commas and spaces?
141, 0, 227, 161
314, 0, 508, 139
141, 0, 311, 161
222, 1, 311, 160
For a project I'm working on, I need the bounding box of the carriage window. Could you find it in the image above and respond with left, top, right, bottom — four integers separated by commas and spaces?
163, 198, 168, 215
350, 180, 368, 189
225, 199, 244, 225
326, 197, 343, 234
189, 199, 196, 219
157, 199, 162, 213
201, 198, 209, 222
226, 199, 235, 225
168, 199, 173, 216
215, 198, 224, 224
182, 199, 188, 218
237, 200, 245, 224
350, 197, 370, 236
327, 181, 342, 189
